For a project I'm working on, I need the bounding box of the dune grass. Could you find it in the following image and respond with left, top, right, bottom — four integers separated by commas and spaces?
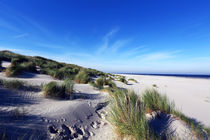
109, 88, 208, 139
142, 89, 209, 138
119, 76, 128, 84
74, 70, 91, 84
128, 78, 138, 83
152, 84, 157, 87
43, 82, 66, 98
42, 80, 74, 99
5, 61, 37, 77
95, 77, 105, 89
89, 76, 117, 90
109, 89, 153, 140
5, 65, 22, 77
63, 78, 74, 94
142, 89, 175, 114
20, 62, 37, 73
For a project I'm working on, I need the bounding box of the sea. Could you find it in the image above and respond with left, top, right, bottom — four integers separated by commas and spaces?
120, 73, 210, 79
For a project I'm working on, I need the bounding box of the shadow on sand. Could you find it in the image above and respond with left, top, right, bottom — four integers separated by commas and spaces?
0, 88, 38, 107
18, 72, 38, 79
0, 111, 47, 140
149, 112, 176, 139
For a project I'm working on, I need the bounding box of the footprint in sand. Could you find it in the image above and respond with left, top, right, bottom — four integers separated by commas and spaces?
91, 120, 107, 129
48, 125, 58, 134
48, 123, 93, 140
91, 121, 100, 129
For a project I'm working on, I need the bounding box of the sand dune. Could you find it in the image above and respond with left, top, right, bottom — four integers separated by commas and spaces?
0, 72, 113, 139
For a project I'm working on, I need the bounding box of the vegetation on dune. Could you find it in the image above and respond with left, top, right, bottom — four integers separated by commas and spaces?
152, 84, 157, 87
11, 56, 28, 66
91, 76, 117, 90
5, 61, 37, 77
142, 89, 209, 138
74, 70, 91, 84
5, 65, 22, 77
43, 82, 66, 98
128, 78, 138, 83
63, 78, 74, 94
109, 88, 209, 139
1, 50, 105, 80
42, 80, 74, 99
118, 76, 128, 84
20, 62, 37, 73
142, 89, 175, 114
109, 89, 154, 140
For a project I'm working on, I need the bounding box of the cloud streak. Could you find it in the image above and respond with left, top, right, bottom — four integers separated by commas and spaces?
13, 33, 28, 39
97, 28, 119, 54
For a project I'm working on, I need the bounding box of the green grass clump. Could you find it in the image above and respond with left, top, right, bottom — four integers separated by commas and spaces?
109, 89, 152, 140
96, 77, 106, 89
6, 61, 37, 77
63, 78, 74, 94
119, 76, 128, 84
43, 80, 74, 99
0, 79, 25, 89
11, 56, 28, 66
5, 65, 22, 77
152, 84, 157, 87
74, 70, 91, 84
20, 62, 37, 73
142, 89, 175, 114
128, 78, 138, 83
43, 82, 66, 98
142, 89, 209, 139
93, 76, 117, 90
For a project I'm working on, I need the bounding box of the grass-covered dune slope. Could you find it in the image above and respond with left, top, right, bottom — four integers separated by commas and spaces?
0, 50, 105, 80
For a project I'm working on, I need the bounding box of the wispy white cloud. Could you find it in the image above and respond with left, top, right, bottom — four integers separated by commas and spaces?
13, 33, 28, 39
103, 27, 119, 41
140, 52, 175, 61
109, 39, 130, 53
123, 45, 148, 56
97, 28, 119, 54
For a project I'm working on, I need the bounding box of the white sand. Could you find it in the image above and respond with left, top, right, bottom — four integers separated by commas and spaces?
116, 74, 210, 127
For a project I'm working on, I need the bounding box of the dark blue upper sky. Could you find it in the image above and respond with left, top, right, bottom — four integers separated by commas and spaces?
0, 0, 210, 73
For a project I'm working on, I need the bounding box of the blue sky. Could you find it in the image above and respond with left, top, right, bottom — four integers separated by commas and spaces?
0, 0, 210, 74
